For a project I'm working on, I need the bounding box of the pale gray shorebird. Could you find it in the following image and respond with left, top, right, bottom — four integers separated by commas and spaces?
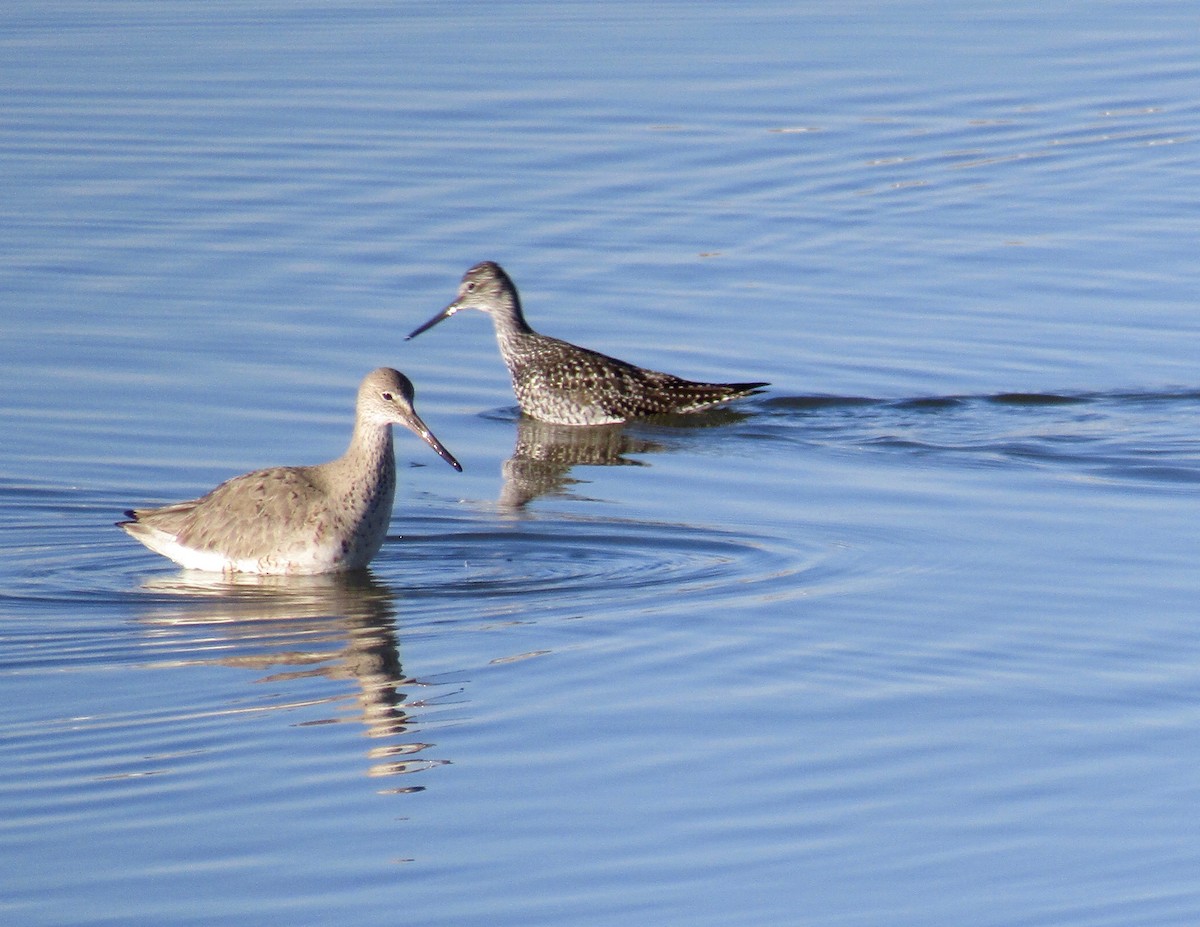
407, 262, 768, 426
118, 368, 461, 575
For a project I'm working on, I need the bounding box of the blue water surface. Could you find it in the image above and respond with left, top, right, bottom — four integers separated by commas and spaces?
2, 2, 1199, 925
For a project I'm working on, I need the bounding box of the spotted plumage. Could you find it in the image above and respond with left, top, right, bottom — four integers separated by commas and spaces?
407, 262, 768, 426
118, 368, 461, 575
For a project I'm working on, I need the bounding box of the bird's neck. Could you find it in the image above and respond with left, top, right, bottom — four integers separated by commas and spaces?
329, 421, 396, 507
490, 293, 535, 342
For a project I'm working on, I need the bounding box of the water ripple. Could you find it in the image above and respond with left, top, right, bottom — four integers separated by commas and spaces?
0, 483, 864, 635
379, 511, 843, 623
757, 388, 1200, 486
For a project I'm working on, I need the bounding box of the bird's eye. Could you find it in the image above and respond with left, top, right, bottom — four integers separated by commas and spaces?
466, 282, 476, 292
381, 391, 394, 401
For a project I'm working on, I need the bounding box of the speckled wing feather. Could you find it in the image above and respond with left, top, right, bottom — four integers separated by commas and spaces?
508, 333, 766, 424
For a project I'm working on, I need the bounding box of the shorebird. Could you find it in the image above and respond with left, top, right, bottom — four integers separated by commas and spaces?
407, 262, 767, 426
118, 368, 461, 575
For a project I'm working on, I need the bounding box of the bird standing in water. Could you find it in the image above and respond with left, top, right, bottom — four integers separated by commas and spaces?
118, 368, 461, 575
407, 262, 767, 426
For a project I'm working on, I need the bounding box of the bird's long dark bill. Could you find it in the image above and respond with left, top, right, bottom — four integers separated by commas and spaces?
405, 303, 458, 340
407, 412, 463, 472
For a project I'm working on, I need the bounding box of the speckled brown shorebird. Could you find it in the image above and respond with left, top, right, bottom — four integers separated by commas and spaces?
406, 262, 768, 426
118, 368, 461, 575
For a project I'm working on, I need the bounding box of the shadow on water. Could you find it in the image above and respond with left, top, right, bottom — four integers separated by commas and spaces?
483, 386, 1200, 509
756, 388, 1200, 484
132, 570, 454, 789
767, 387, 1200, 408
764, 388, 1200, 413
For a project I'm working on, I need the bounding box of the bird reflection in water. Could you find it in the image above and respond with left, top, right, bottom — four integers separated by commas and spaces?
499, 417, 664, 508
499, 406, 752, 508
134, 570, 450, 790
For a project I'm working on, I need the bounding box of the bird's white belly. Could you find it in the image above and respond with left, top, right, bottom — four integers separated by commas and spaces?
144, 531, 351, 575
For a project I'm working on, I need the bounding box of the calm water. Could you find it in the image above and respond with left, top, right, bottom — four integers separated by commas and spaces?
3, 1, 1200, 924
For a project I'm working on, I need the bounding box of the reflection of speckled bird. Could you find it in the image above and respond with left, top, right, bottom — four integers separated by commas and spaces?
500, 417, 664, 509
408, 262, 767, 426
118, 369, 460, 575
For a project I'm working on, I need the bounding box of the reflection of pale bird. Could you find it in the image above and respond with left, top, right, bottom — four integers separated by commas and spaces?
119, 368, 461, 575
408, 261, 768, 425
